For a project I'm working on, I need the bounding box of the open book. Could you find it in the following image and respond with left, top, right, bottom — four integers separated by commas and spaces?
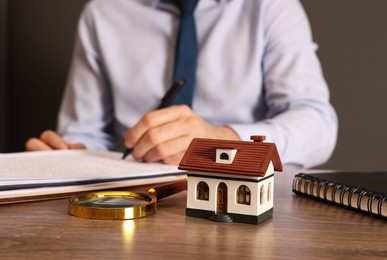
0, 150, 186, 204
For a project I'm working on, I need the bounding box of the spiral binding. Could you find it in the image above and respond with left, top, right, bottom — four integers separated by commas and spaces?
292, 173, 387, 219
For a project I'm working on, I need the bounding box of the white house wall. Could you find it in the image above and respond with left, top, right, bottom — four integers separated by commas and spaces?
257, 176, 274, 215
257, 162, 275, 215
187, 176, 221, 212
187, 161, 275, 216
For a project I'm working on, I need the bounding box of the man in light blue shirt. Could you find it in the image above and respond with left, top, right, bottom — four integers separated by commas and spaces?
26, 0, 338, 168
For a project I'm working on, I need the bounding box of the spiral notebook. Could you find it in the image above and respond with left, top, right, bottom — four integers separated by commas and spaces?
292, 172, 387, 219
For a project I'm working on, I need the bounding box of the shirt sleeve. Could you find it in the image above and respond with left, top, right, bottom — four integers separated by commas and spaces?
57, 3, 117, 150
229, 0, 338, 168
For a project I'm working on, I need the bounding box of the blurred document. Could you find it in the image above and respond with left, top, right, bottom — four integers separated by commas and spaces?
0, 150, 185, 203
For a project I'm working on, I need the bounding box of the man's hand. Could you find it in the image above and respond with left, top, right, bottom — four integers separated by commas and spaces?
124, 105, 240, 165
25, 130, 85, 151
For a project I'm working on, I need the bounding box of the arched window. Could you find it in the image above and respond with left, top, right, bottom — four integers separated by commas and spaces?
237, 185, 251, 205
197, 181, 209, 201
267, 182, 272, 202
260, 185, 265, 205
219, 152, 229, 160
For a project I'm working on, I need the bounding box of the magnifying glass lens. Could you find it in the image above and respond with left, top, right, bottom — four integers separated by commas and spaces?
77, 196, 151, 208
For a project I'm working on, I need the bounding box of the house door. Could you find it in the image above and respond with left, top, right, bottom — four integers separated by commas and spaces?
217, 182, 228, 214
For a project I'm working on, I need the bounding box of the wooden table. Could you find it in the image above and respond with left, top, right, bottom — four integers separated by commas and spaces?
1, 169, 386, 259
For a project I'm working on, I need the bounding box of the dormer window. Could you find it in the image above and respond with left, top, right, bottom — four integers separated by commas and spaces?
219, 153, 229, 160
216, 148, 237, 164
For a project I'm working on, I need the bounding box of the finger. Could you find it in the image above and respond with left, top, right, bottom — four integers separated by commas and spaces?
141, 135, 191, 164
125, 105, 191, 147
25, 138, 53, 151
40, 130, 69, 149
68, 143, 86, 150
163, 151, 186, 165
131, 115, 196, 159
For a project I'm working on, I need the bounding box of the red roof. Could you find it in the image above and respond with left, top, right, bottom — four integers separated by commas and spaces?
178, 137, 283, 177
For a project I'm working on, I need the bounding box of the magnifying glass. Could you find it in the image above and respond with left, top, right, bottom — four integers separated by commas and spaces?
68, 179, 187, 220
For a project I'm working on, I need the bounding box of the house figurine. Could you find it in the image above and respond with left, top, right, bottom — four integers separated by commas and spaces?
178, 135, 283, 224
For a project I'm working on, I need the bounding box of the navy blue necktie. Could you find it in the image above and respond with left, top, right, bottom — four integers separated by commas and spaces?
171, 0, 199, 107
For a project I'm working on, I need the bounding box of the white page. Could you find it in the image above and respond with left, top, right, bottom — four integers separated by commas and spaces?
0, 150, 183, 183
0, 174, 185, 200
0, 150, 186, 203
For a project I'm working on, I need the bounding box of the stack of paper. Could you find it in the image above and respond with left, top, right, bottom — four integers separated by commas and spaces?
0, 150, 186, 204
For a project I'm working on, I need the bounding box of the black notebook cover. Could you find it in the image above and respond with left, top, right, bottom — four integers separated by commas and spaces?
292, 171, 387, 219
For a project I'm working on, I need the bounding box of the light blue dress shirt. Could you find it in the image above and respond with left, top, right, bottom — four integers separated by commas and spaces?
58, 0, 338, 168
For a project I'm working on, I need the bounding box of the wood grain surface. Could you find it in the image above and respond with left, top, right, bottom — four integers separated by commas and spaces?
1, 169, 386, 259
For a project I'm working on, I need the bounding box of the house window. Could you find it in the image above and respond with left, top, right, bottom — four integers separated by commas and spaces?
215, 149, 237, 164
267, 182, 272, 202
237, 185, 251, 205
197, 181, 209, 201
219, 152, 229, 160
260, 185, 265, 205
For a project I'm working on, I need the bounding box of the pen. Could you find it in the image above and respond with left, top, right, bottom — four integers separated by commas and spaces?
122, 78, 187, 159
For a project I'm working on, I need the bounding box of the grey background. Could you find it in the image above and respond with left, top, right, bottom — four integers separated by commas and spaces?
1, 0, 386, 171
